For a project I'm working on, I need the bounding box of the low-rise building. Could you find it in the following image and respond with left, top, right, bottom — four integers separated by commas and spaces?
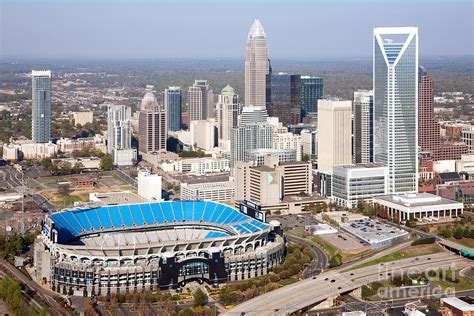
51, 157, 101, 169
160, 157, 230, 175
332, 163, 388, 208
2, 140, 58, 161
341, 218, 409, 249
71, 111, 93, 126
112, 148, 137, 166
440, 297, 474, 316
56, 135, 107, 154
374, 193, 464, 222
181, 181, 235, 204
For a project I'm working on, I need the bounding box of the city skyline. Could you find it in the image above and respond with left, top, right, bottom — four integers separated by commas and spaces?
1, 0, 472, 60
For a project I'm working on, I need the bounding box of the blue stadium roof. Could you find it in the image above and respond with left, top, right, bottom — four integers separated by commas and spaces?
48, 201, 269, 244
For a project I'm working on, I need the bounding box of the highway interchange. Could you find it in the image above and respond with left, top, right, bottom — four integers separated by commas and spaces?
224, 252, 472, 315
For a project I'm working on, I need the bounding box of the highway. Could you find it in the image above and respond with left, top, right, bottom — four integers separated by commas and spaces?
224, 252, 471, 316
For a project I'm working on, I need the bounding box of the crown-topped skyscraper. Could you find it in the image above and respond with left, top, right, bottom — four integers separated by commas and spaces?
245, 19, 269, 108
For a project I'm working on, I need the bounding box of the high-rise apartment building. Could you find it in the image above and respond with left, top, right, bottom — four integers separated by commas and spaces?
353, 90, 374, 163
107, 104, 132, 154
418, 67, 468, 160
374, 27, 418, 193
107, 104, 136, 165
164, 87, 182, 131
231, 122, 273, 166
317, 99, 352, 173
216, 85, 240, 151
266, 73, 301, 125
188, 80, 214, 121
31, 70, 52, 143
245, 19, 269, 107
300, 76, 323, 120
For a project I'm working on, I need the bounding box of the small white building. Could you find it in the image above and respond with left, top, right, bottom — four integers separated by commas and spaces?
2, 140, 58, 161
71, 111, 93, 126
373, 193, 464, 222
137, 170, 162, 201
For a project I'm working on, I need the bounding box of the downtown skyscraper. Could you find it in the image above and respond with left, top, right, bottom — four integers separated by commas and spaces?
373, 27, 418, 193
245, 19, 269, 108
138, 91, 167, 154
216, 85, 240, 151
164, 87, 182, 131
353, 90, 374, 163
188, 80, 214, 121
300, 76, 323, 120
31, 70, 52, 143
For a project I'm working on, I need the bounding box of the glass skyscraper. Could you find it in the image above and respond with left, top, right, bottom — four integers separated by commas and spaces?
31, 70, 52, 143
265, 72, 301, 125
373, 27, 418, 193
164, 87, 182, 131
300, 76, 323, 119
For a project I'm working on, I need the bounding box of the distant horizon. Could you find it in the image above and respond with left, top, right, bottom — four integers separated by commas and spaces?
1, 54, 473, 64
1, 0, 472, 59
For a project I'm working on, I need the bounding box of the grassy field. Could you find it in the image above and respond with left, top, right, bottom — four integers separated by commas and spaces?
307, 235, 372, 263
430, 270, 474, 291
353, 244, 443, 269
448, 237, 474, 248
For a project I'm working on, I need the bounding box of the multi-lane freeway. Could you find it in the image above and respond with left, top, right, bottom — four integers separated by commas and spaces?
224, 252, 471, 315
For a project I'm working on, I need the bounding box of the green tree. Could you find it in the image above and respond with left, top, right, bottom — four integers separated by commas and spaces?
302, 154, 310, 162
453, 226, 464, 239
329, 253, 343, 268
58, 183, 71, 197
193, 288, 208, 308
440, 229, 453, 239
100, 155, 114, 170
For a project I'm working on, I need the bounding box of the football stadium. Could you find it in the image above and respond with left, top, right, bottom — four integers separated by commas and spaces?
34, 201, 285, 296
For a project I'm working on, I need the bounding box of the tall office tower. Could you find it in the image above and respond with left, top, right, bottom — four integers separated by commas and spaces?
164, 87, 182, 131
353, 90, 374, 163
216, 85, 240, 151
266, 73, 301, 125
300, 76, 323, 120
31, 70, 52, 143
245, 19, 269, 107
374, 27, 418, 194
418, 67, 438, 153
107, 104, 132, 155
418, 67, 468, 160
188, 80, 213, 121
317, 99, 352, 173
138, 92, 167, 154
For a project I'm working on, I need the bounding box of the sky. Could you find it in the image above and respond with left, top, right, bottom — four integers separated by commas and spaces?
1, 0, 473, 60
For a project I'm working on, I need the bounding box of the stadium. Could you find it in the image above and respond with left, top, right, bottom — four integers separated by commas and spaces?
34, 200, 285, 296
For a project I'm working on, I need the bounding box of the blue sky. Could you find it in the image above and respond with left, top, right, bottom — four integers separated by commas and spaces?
1, 0, 473, 59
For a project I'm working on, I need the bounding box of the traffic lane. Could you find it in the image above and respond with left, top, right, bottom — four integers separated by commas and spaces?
225, 253, 469, 315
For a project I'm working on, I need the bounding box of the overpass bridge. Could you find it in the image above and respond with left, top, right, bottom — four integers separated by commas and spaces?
224, 252, 471, 316
438, 239, 474, 259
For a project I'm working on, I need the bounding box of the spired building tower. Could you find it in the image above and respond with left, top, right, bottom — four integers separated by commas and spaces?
138, 91, 167, 154
373, 27, 418, 194
245, 19, 269, 107
216, 85, 240, 151
31, 70, 52, 143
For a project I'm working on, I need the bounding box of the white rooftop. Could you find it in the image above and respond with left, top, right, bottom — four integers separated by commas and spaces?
442, 297, 474, 312
31, 70, 51, 77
